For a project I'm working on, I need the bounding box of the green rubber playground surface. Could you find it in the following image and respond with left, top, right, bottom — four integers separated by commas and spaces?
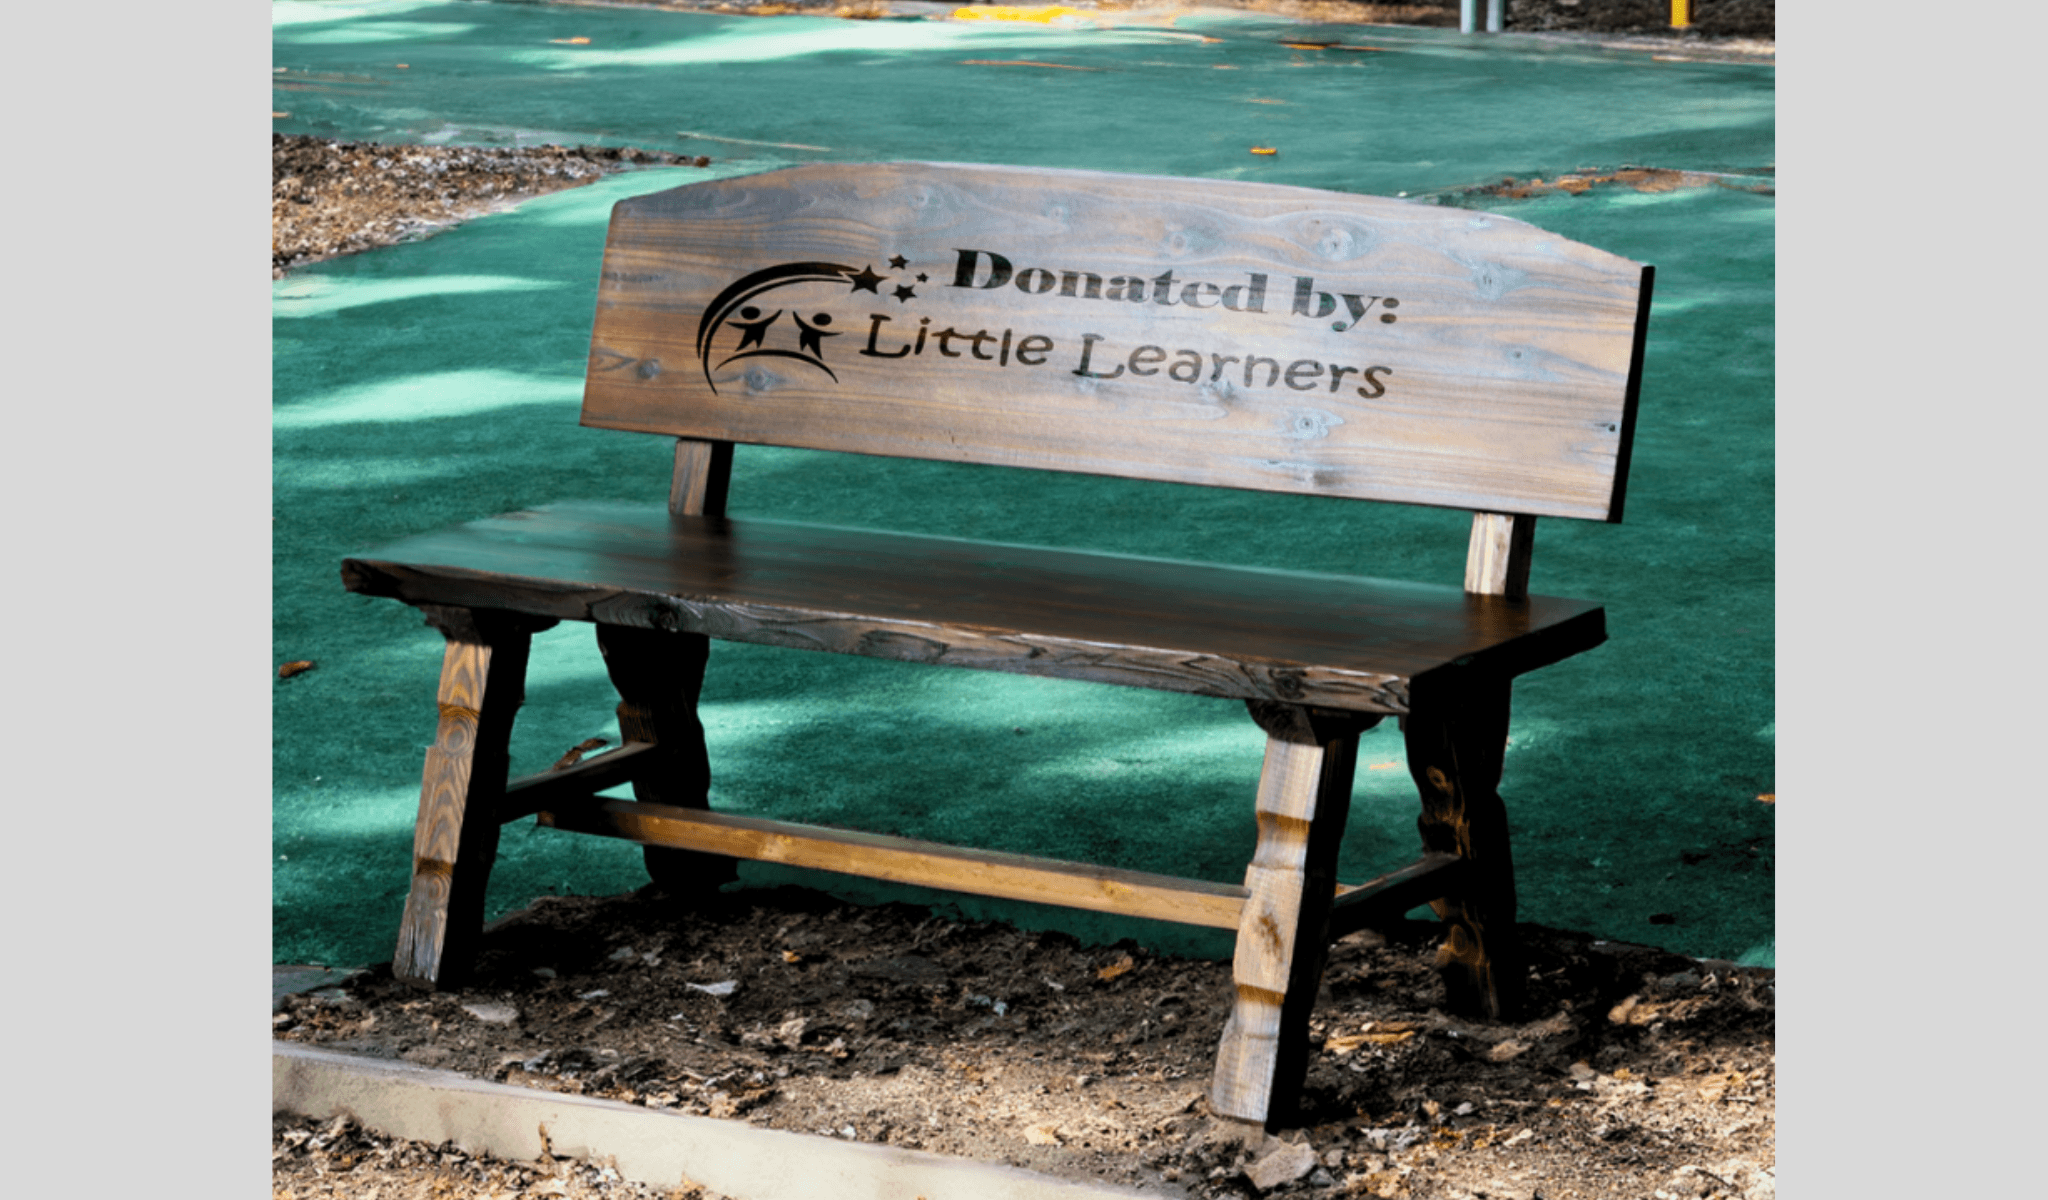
272, 1, 1774, 971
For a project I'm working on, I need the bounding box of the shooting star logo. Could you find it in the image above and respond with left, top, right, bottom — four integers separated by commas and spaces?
697, 260, 907, 393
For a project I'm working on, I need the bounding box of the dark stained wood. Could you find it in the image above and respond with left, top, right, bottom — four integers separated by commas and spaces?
342, 160, 1653, 1129
536, 799, 1251, 929
1210, 704, 1361, 1128
394, 606, 554, 990
581, 163, 1650, 522
668, 437, 733, 518
498, 741, 657, 824
343, 504, 1607, 716
1402, 677, 1524, 1021
1325, 852, 1468, 941
1246, 698, 1383, 742
595, 624, 736, 894
1607, 264, 1655, 525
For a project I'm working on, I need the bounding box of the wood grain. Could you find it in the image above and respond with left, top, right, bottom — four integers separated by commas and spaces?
668, 437, 733, 518
536, 799, 1250, 929
1210, 706, 1361, 1128
1403, 677, 1524, 1021
1465, 512, 1535, 599
343, 504, 1607, 716
1325, 852, 1468, 941
595, 623, 736, 894
394, 606, 552, 989
581, 163, 1650, 521
499, 741, 656, 823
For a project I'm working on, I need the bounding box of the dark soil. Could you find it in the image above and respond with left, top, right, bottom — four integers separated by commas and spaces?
275, 885, 1774, 1199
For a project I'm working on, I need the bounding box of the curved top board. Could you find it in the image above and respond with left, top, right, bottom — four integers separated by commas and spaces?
582, 162, 1651, 522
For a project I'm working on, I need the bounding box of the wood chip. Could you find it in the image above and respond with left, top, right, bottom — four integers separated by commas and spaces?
1327, 1023, 1419, 1054
551, 737, 610, 771
1246, 1140, 1317, 1189
278, 660, 316, 679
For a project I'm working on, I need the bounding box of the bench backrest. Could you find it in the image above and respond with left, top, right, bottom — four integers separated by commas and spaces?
583, 162, 1650, 524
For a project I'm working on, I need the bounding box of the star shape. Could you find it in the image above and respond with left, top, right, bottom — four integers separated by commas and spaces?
887, 254, 908, 270
847, 265, 885, 293
915, 273, 928, 282
893, 284, 917, 302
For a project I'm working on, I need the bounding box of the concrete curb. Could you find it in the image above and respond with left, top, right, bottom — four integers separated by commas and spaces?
274, 1042, 1174, 1200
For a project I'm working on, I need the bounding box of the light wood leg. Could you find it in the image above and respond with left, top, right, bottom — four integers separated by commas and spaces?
1210, 702, 1368, 1129
394, 606, 552, 989
1403, 679, 1524, 1021
595, 623, 737, 895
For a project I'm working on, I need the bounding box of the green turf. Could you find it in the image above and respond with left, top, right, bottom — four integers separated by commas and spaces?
274, 3, 1774, 971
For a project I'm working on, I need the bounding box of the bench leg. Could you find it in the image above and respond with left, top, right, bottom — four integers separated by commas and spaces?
1404, 680, 1524, 1021
1211, 702, 1365, 1129
595, 624, 738, 896
395, 606, 550, 989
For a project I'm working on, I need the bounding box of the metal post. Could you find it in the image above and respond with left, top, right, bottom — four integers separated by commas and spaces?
1487, 0, 1504, 33
1460, 0, 1477, 34
1671, 0, 1692, 28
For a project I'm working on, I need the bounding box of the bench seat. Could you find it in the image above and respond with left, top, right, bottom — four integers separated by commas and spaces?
343, 500, 1606, 715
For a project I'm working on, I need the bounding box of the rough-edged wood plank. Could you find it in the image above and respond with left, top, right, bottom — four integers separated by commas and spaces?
342, 505, 1608, 716
499, 742, 658, 823
1403, 677, 1523, 1021
1325, 852, 1469, 941
394, 606, 554, 989
668, 437, 733, 518
1465, 512, 1535, 599
595, 624, 736, 894
581, 163, 1650, 521
1210, 705, 1361, 1128
536, 800, 1250, 930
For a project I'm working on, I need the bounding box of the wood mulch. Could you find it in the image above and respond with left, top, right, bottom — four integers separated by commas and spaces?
275, 886, 1774, 1199
271, 135, 712, 276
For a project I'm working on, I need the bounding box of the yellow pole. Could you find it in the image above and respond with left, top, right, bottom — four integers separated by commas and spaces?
1671, 0, 1692, 28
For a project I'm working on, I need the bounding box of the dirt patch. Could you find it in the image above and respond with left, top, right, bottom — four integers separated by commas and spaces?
1451, 165, 1774, 200
275, 885, 1774, 1199
270, 134, 711, 275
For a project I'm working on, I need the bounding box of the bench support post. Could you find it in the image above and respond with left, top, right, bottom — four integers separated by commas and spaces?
395, 606, 554, 989
1211, 701, 1371, 1129
1404, 679, 1524, 1021
596, 623, 737, 895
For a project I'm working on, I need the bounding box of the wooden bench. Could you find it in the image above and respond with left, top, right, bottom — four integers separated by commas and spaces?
341, 162, 1651, 1130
